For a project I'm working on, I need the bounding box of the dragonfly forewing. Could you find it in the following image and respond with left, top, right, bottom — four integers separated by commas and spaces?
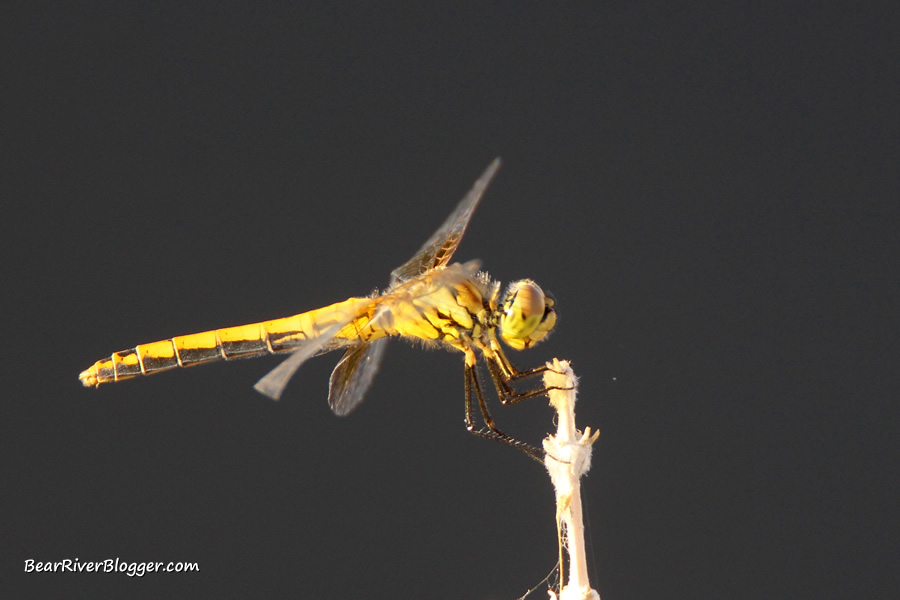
390, 158, 500, 283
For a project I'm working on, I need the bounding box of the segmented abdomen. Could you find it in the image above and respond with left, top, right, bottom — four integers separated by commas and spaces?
78, 296, 375, 387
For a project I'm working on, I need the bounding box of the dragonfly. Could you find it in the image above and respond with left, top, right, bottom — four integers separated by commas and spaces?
79, 158, 559, 460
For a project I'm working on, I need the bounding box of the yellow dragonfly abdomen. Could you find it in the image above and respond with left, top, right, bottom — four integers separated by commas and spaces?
78, 296, 379, 387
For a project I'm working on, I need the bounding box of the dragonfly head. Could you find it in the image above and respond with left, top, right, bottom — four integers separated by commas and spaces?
499, 280, 557, 350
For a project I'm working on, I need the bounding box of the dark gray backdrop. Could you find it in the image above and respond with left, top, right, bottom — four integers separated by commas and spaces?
3, 3, 896, 599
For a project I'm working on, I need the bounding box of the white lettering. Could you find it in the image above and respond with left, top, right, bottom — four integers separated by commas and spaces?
24, 557, 199, 575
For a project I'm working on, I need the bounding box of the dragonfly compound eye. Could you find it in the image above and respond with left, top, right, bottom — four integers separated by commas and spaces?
499, 280, 556, 350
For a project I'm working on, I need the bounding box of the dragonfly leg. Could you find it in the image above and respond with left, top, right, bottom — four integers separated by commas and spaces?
464, 363, 545, 464
492, 343, 552, 380
486, 355, 569, 406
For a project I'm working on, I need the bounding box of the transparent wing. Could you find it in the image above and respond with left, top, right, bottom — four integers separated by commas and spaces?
328, 338, 389, 416
255, 162, 497, 402
253, 317, 359, 401
325, 259, 482, 413
251, 281, 398, 403
390, 157, 501, 283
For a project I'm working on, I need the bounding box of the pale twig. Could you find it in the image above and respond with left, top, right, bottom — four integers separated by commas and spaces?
542, 359, 600, 600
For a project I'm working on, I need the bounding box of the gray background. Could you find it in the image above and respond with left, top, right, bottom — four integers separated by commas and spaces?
3, 3, 896, 598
